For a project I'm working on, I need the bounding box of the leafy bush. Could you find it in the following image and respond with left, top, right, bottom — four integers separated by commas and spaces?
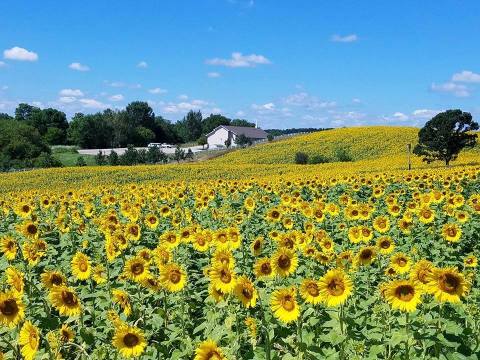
95, 151, 107, 165
120, 145, 139, 165
309, 154, 330, 164
76, 156, 87, 167
108, 150, 119, 166
334, 147, 353, 162
295, 152, 309, 164
33, 152, 62, 168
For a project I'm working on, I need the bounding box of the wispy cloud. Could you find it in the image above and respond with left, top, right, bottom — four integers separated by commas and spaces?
431, 82, 470, 97
69, 62, 90, 71
148, 87, 167, 94
79, 98, 108, 109
137, 61, 148, 68
3, 46, 38, 61
207, 72, 221, 78
331, 34, 358, 43
206, 52, 271, 68
109, 94, 124, 101
59, 89, 84, 97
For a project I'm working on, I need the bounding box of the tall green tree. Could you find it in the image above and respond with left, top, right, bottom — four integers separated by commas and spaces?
413, 109, 478, 166
202, 114, 230, 134
176, 110, 203, 142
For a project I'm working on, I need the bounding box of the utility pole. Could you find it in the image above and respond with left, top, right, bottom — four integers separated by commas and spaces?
406, 143, 411, 170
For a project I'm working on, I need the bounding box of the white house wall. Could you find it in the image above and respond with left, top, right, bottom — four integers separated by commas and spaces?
207, 127, 235, 148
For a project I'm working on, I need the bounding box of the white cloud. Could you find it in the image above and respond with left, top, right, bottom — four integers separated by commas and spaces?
284, 92, 336, 109
163, 99, 210, 113
149, 87, 167, 94
69, 62, 90, 71
79, 98, 108, 109
431, 82, 470, 97
59, 96, 77, 103
412, 109, 441, 119
130, 83, 142, 89
236, 110, 245, 117
178, 94, 189, 100
331, 34, 358, 43
137, 61, 148, 68
31, 101, 44, 108
3, 46, 38, 61
59, 89, 84, 97
392, 112, 409, 121
206, 52, 271, 68
109, 94, 124, 102
207, 72, 221, 78
452, 70, 480, 83
105, 81, 125, 87
252, 102, 275, 111
352, 98, 362, 104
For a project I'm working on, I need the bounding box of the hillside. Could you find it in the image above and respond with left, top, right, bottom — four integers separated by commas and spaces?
211, 126, 480, 165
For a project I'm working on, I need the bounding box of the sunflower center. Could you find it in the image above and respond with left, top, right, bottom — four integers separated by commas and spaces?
396, 258, 407, 267
394, 285, 414, 301
131, 263, 144, 275
22, 205, 30, 213
307, 283, 319, 297
27, 224, 37, 235
129, 226, 138, 236
197, 237, 206, 246
447, 228, 456, 237
360, 249, 373, 260
242, 287, 253, 299
79, 262, 88, 272
271, 211, 280, 219
327, 279, 345, 296
439, 273, 460, 293
284, 239, 294, 249
278, 254, 291, 269
51, 274, 64, 286
220, 270, 232, 283
380, 240, 390, 249
169, 270, 181, 284
206, 351, 222, 360
260, 262, 272, 275
123, 333, 139, 348
281, 295, 295, 311
62, 291, 78, 306
29, 332, 38, 348
0, 299, 19, 316
253, 240, 261, 251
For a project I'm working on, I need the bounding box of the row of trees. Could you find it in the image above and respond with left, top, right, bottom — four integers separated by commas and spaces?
0, 102, 256, 149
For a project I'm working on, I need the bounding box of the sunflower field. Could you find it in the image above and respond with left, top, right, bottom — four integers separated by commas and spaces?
0, 164, 479, 359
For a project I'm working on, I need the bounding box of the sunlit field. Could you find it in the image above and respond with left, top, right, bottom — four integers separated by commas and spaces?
0, 127, 479, 359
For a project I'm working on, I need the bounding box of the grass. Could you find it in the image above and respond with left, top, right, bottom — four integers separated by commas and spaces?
52, 147, 96, 167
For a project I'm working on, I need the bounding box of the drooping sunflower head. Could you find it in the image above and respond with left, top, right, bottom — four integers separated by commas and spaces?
384, 280, 422, 312
41, 270, 67, 289
112, 325, 147, 358
212, 249, 235, 269
270, 287, 300, 323
318, 269, 353, 307
409, 259, 434, 289
0, 291, 25, 327
112, 289, 132, 316
0, 236, 17, 260
6, 266, 24, 294
59, 324, 75, 342
194, 340, 227, 360
250, 236, 264, 256
464, 254, 478, 268
159, 263, 187, 292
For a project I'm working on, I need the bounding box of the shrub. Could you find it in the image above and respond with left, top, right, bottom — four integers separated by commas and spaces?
295, 152, 309, 164
108, 150, 119, 166
76, 156, 87, 166
33, 152, 62, 168
309, 154, 330, 164
120, 145, 139, 165
267, 134, 274, 142
334, 147, 353, 162
95, 151, 107, 165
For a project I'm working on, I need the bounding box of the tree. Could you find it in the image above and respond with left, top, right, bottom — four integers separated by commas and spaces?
173, 145, 186, 163
0, 113, 12, 121
267, 133, 274, 142
68, 113, 114, 148
295, 152, 309, 164
185, 148, 194, 161
120, 145, 139, 165
15, 103, 40, 122
76, 156, 87, 167
108, 150, 119, 165
413, 109, 478, 166
95, 151, 107, 165
198, 135, 208, 149
224, 138, 232, 148
230, 119, 255, 127
126, 101, 155, 129
176, 110, 203, 142
202, 114, 230, 134
234, 134, 252, 147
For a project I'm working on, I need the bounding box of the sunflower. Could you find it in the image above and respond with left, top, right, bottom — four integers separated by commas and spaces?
410, 259, 434, 289
355, 246, 377, 266
212, 249, 235, 269
71, 252, 91, 280
160, 231, 181, 249
19, 221, 39, 239
253, 258, 275, 279
245, 317, 257, 338
92, 265, 108, 284
266, 208, 282, 222
244, 196, 255, 211
19, 321, 40, 360
41, 270, 67, 289
270, 287, 300, 323
464, 254, 478, 268
250, 236, 264, 256
6, 267, 24, 294
210, 264, 237, 293
384, 280, 422, 312
59, 324, 75, 342
159, 263, 187, 292
441, 223, 462, 243
112, 289, 132, 316
112, 324, 147, 358
376, 236, 395, 255
426, 267, 469, 303
194, 340, 227, 360
0, 236, 17, 260
272, 248, 298, 277
336, 251, 354, 269
49, 286, 82, 317
142, 276, 162, 292
125, 223, 141, 242
0, 291, 25, 327
192, 231, 210, 252
234, 276, 257, 308
373, 216, 390, 233
418, 207, 435, 224
208, 283, 226, 303
390, 253, 411, 274
318, 269, 353, 307
123, 256, 150, 283
299, 279, 322, 305
144, 213, 159, 229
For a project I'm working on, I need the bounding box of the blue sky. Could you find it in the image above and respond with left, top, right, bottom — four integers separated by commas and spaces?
1, 0, 480, 129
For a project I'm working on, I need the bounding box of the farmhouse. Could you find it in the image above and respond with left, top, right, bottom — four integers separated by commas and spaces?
206, 125, 268, 148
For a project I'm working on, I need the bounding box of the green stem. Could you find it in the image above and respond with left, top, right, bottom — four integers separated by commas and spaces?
258, 296, 271, 360
405, 312, 410, 360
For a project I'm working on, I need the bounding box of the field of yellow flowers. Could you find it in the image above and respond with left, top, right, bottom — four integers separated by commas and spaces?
0, 127, 479, 359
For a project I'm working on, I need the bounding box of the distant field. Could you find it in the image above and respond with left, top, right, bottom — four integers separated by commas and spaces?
52, 147, 96, 167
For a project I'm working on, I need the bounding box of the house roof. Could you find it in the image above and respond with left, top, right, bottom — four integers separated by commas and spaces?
207, 125, 268, 138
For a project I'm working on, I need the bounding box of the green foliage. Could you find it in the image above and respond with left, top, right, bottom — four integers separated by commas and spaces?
120, 145, 140, 165
267, 133, 274, 142
334, 147, 353, 162
224, 138, 232, 148
108, 150, 119, 166
202, 114, 230, 135
413, 109, 479, 166
295, 152, 309, 164
185, 148, 194, 161
68, 113, 114, 148
176, 110, 203, 142
198, 135, 208, 148
146, 146, 168, 164
309, 154, 330, 164
95, 151, 108, 165
33, 152, 63, 168
235, 134, 252, 147
230, 118, 255, 127
173, 145, 186, 163
76, 156, 87, 167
